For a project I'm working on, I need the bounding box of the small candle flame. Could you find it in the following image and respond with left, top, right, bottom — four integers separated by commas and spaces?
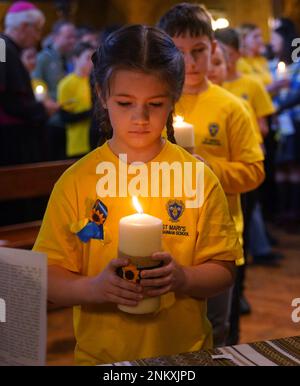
35, 85, 45, 94
277, 62, 286, 74
174, 115, 184, 124
132, 196, 143, 215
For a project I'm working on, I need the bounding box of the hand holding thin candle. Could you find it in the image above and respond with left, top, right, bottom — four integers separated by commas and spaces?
275, 61, 290, 90
277, 61, 286, 80
34, 84, 46, 102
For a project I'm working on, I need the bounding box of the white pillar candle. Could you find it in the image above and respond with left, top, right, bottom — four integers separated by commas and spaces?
34, 84, 46, 102
118, 197, 163, 314
173, 115, 195, 153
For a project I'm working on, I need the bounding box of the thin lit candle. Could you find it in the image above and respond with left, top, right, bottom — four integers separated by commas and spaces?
277, 61, 287, 80
173, 115, 195, 154
34, 85, 46, 102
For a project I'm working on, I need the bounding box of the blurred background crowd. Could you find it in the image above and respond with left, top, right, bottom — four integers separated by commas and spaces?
1, 1, 300, 232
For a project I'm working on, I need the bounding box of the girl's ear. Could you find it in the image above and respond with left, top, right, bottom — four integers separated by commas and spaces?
96, 85, 107, 108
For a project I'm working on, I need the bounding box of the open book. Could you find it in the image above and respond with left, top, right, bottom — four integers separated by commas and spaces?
0, 248, 47, 366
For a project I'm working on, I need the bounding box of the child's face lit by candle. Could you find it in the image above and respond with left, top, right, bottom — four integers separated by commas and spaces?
172, 34, 214, 88
102, 70, 173, 156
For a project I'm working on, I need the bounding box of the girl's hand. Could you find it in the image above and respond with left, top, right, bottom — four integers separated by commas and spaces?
89, 258, 143, 306
140, 252, 187, 297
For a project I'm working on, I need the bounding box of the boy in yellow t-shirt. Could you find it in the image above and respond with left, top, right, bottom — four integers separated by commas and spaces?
33, 25, 241, 365
158, 3, 265, 346
208, 42, 263, 146
215, 28, 275, 141
58, 42, 94, 158
237, 24, 273, 86
158, 4, 265, 253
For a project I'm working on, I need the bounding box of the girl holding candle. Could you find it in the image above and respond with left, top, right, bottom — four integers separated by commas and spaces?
34, 25, 242, 365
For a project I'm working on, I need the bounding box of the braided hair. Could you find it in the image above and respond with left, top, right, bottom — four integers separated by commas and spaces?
91, 25, 185, 146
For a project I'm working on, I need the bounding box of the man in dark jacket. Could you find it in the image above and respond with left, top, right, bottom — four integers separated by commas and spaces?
0, 1, 58, 166
0, 1, 59, 226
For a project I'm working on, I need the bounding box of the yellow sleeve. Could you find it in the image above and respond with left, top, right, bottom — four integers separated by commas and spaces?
237, 58, 253, 75
57, 77, 76, 113
33, 173, 83, 273
256, 58, 273, 86
244, 100, 264, 144
203, 103, 265, 194
251, 79, 275, 118
194, 167, 243, 265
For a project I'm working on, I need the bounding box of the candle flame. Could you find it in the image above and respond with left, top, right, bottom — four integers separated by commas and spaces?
132, 196, 143, 214
35, 85, 45, 94
277, 62, 286, 74
174, 115, 184, 124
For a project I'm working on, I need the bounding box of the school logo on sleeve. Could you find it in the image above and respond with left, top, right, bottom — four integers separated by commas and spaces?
166, 200, 185, 223
209, 123, 219, 137
202, 123, 221, 146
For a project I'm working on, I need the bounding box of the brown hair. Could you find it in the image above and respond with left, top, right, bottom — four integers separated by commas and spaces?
92, 24, 185, 146
158, 2, 213, 40
215, 28, 241, 52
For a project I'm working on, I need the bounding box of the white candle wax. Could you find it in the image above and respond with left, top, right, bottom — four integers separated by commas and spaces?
173, 116, 195, 153
118, 211, 163, 315
119, 213, 162, 256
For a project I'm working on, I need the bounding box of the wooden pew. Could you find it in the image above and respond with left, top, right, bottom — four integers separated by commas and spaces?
0, 159, 75, 249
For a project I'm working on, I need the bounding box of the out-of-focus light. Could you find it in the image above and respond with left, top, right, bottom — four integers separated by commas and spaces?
212, 18, 230, 31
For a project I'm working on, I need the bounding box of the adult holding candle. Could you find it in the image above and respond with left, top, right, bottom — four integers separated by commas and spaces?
34, 25, 241, 365
0, 1, 59, 228
269, 18, 300, 227
21, 47, 49, 103
0, 1, 59, 167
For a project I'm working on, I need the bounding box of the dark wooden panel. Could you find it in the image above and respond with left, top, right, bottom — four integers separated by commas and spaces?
0, 221, 41, 249
0, 159, 75, 201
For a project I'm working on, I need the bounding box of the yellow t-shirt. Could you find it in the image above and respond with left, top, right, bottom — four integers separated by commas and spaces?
236, 57, 253, 75
237, 56, 273, 86
223, 75, 275, 144
176, 83, 265, 250
223, 75, 274, 119
57, 73, 91, 157
241, 99, 264, 144
33, 140, 242, 365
